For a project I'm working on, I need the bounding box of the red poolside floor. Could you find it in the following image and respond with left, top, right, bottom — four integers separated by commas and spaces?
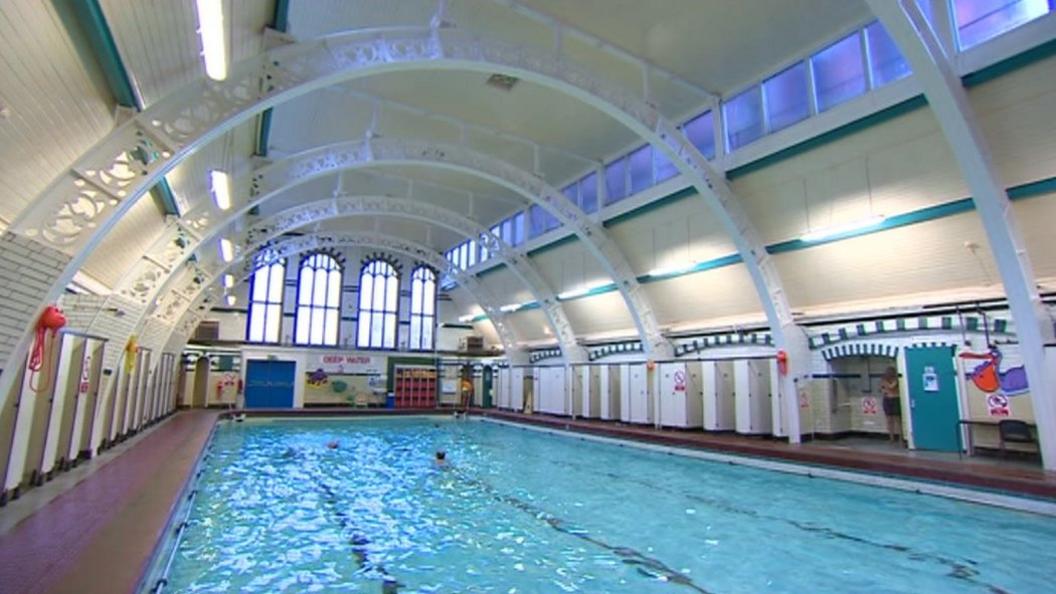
1, 407, 1054, 594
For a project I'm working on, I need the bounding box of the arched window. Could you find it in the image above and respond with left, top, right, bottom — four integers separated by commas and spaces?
409, 266, 437, 351
356, 259, 400, 349
294, 252, 343, 346
246, 251, 285, 343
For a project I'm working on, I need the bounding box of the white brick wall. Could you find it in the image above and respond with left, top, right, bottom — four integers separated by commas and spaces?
0, 233, 71, 369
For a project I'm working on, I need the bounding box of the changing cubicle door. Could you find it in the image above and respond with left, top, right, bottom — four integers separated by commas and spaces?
2, 330, 63, 495
54, 338, 87, 470
0, 365, 26, 501
70, 339, 104, 464
22, 331, 69, 486
702, 360, 736, 431
627, 364, 652, 424
734, 359, 773, 435
37, 333, 82, 480
586, 366, 601, 418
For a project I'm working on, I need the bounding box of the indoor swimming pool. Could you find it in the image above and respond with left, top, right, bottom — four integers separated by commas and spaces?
157, 417, 1056, 593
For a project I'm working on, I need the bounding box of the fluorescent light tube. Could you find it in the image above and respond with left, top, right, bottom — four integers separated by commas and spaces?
219, 238, 234, 262
647, 262, 694, 277
195, 0, 228, 80
210, 169, 231, 210
225, 294, 236, 306
458, 314, 476, 323
800, 215, 886, 242
222, 273, 234, 288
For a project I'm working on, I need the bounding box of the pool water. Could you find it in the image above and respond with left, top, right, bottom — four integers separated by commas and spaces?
164, 417, 1056, 593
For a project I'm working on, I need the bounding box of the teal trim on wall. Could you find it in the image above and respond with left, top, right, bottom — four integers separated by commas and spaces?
602, 186, 698, 228
525, 233, 577, 258
962, 37, 1056, 88
726, 95, 929, 180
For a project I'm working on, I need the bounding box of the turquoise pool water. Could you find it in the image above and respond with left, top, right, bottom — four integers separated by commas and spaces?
164, 417, 1056, 593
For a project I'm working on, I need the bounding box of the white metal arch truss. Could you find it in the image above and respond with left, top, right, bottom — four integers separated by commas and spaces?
170, 231, 527, 363
868, 0, 1056, 468
0, 27, 804, 438
241, 195, 587, 362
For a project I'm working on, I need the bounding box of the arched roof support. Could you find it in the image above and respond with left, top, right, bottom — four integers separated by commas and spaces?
868, 0, 1056, 468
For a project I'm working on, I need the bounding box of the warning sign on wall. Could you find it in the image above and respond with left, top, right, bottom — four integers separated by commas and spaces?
673, 369, 686, 392
861, 396, 878, 415
987, 393, 1011, 417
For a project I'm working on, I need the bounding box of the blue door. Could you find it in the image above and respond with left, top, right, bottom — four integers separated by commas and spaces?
905, 346, 962, 452
245, 360, 296, 408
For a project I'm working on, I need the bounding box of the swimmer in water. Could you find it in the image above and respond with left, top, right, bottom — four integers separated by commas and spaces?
326, 440, 340, 449
435, 450, 447, 466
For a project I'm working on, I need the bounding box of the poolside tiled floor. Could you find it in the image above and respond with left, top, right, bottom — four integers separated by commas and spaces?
0, 410, 218, 594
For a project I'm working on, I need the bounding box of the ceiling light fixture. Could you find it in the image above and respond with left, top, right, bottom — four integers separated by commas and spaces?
557, 281, 611, 300
209, 169, 231, 210
499, 303, 524, 313
195, 0, 228, 81
219, 238, 234, 262
225, 294, 236, 306
222, 273, 234, 288
800, 215, 886, 242
647, 262, 695, 278
458, 314, 477, 323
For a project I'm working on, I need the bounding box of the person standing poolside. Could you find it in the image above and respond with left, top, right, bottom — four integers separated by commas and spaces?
879, 366, 902, 445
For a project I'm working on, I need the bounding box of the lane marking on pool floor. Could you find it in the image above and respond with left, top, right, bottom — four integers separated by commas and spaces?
475, 417, 1056, 517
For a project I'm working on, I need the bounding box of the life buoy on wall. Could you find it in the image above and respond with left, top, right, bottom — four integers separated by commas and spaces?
29, 305, 67, 394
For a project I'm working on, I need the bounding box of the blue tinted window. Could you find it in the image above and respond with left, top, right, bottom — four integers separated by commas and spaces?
528, 205, 559, 238
512, 212, 525, 245
763, 62, 809, 133
723, 86, 765, 150
682, 111, 716, 159
562, 183, 577, 205
604, 157, 627, 204
629, 145, 654, 194
812, 33, 866, 112
866, 21, 911, 87
654, 147, 678, 183
954, 0, 1049, 49
579, 173, 598, 213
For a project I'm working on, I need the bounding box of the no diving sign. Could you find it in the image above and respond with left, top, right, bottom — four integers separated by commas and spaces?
673, 369, 686, 392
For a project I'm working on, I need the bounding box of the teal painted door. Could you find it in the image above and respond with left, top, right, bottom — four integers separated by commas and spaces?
905, 346, 962, 452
